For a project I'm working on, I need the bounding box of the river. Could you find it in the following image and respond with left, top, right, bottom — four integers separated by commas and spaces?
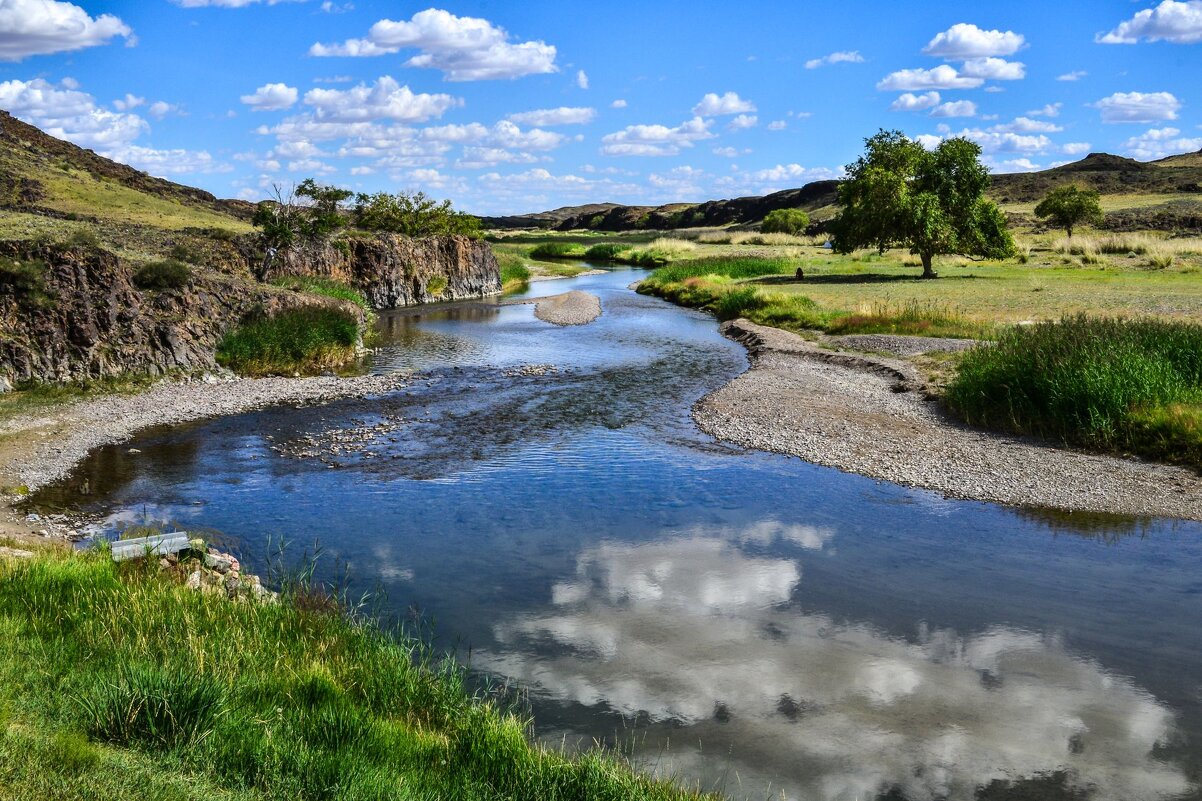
35, 268, 1202, 801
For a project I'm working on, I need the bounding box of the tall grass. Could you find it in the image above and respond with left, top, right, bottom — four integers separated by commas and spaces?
529, 242, 586, 260
0, 553, 712, 801
269, 276, 373, 314
947, 315, 1202, 467
1053, 234, 1202, 259
216, 306, 360, 376
497, 252, 532, 290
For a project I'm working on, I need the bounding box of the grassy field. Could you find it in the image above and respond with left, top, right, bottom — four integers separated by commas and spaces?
0, 551, 711, 801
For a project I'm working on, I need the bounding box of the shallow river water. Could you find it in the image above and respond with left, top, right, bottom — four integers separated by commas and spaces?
38, 269, 1202, 801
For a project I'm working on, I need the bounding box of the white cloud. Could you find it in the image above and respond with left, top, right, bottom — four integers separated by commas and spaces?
1092, 91, 1181, 123
915, 133, 944, 150
147, 101, 177, 120
931, 100, 977, 118
455, 146, 540, 169
960, 57, 1026, 81
728, 113, 757, 130
767, 120, 787, 131
601, 116, 714, 157
171, 0, 306, 6
240, 82, 298, 111
304, 76, 460, 122
1098, 1, 1202, 44
1123, 127, 1202, 159
804, 50, 864, 69
1062, 142, 1092, 156
575, 69, 589, 89
1028, 103, 1063, 118
922, 23, 1025, 59
890, 91, 941, 112
998, 116, 1063, 133
309, 8, 558, 81
712, 146, 740, 157
0, 0, 133, 61
997, 157, 1041, 172
876, 65, 983, 91
507, 106, 595, 126
112, 93, 144, 111
692, 91, 756, 116
422, 120, 564, 151
610, 99, 627, 109
1057, 70, 1088, 82
107, 144, 231, 175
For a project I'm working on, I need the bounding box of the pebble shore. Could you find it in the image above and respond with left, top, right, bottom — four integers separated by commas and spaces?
696, 319, 1202, 522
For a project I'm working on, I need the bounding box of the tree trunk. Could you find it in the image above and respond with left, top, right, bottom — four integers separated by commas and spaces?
920, 252, 938, 279
1066, 224, 1073, 239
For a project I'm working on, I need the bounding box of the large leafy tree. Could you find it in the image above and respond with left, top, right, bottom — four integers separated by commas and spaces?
1034, 184, 1104, 238
831, 130, 1014, 278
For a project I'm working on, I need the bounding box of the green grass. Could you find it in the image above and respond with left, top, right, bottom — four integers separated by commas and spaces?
947, 315, 1202, 467
0, 256, 54, 307
0, 552, 712, 801
216, 307, 360, 377
528, 242, 587, 260
132, 260, 192, 291
497, 253, 532, 292
269, 276, 373, 314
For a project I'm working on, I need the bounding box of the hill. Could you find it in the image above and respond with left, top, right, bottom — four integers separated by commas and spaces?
489, 150, 1202, 233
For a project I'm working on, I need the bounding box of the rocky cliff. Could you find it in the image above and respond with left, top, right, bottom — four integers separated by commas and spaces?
0, 242, 357, 385
254, 234, 500, 308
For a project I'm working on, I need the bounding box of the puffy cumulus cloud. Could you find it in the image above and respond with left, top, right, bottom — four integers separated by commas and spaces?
922, 23, 1025, 59
711, 146, 743, 158
1028, 102, 1063, 118
930, 100, 977, 118
993, 116, 1063, 134
996, 157, 1041, 172
240, 82, 298, 111
147, 101, 177, 120
610, 99, 627, 109
804, 50, 864, 69
309, 8, 558, 81
112, 93, 144, 111
106, 144, 232, 175
303, 76, 460, 122
924, 124, 1053, 156
876, 65, 983, 92
1062, 142, 1092, 156
0, 0, 132, 61
1123, 127, 1202, 160
1092, 91, 1181, 123
600, 117, 714, 157
422, 120, 564, 151
1098, 0, 1202, 44
692, 91, 756, 117
455, 146, 541, 169
959, 57, 1026, 81
0, 77, 147, 149
480, 531, 1190, 801
727, 113, 757, 130
506, 106, 595, 126
890, 91, 941, 112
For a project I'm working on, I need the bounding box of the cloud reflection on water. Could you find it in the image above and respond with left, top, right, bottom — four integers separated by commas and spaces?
479, 522, 1191, 801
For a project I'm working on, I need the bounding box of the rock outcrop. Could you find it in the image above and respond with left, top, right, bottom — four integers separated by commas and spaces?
0, 241, 355, 384
255, 234, 501, 308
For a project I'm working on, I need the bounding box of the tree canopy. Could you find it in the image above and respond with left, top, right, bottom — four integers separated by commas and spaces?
1034, 184, 1104, 238
830, 130, 1014, 278
352, 190, 481, 238
761, 208, 810, 235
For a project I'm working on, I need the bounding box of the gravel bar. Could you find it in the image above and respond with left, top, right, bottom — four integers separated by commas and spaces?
696, 319, 1202, 522
0, 373, 407, 494
507, 290, 603, 326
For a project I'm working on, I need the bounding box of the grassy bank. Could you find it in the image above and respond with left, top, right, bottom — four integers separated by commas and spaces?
947, 316, 1202, 468
638, 257, 987, 338
0, 551, 711, 801
216, 306, 361, 377
270, 276, 374, 315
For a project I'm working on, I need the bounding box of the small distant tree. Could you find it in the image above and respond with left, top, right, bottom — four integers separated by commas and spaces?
352, 190, 481, 238
252, 184, 305, 250
252, 180, 352, 249
761, 208, 810, 235
831, 130, 1014, 278
295, 179, 353, 240
1034, 184, 1104, 238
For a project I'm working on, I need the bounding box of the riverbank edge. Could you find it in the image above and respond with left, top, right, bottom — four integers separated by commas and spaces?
0, 373, 409, 545
694, 318, 1202, 523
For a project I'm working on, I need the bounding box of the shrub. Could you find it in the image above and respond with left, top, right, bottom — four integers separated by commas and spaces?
352, 190, 481, 238
217, 306, 360, 376
168, 242, 203, 264
761, 208, 810, 235
270, 276, 372, 313
66, 229, 101, 249
529, 242, 586, 260
583, 243, 625, 262
426, 276, 448, 297
947, 315, 1202, 466
132, 260, 191, 291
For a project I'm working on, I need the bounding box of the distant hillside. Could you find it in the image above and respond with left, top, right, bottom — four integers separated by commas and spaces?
0, 109, 253, 228
488, 149, 1202, 232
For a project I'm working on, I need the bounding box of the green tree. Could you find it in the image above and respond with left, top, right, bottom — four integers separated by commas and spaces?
352, 190, 481, 238
761, 208, 811, 235
831, 130, 1014, 278
1034, 184, 1104, 238
295, 179, 353, 240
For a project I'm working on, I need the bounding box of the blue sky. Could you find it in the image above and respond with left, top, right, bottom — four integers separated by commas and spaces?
1, 0, 1200, 214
